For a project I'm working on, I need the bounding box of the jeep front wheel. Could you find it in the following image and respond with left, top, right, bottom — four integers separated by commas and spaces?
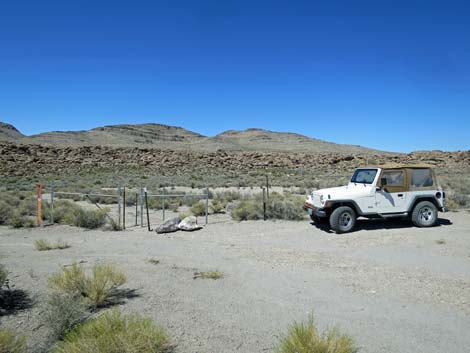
411, 201, 437, 227
329, 206, 356, 233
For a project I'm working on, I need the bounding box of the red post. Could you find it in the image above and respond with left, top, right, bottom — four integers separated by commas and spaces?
37, 183, 42, 226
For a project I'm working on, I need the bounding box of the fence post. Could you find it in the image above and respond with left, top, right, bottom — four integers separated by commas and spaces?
140, 187, 144, 227
144, 187, 151, 231
262, 187, 267, 221
117, 186, 122, 229
162, 188, 165, 222
266, 175, 270, 199
135, 193, 138, 226
50, 182, 54, 225
123, 186, 126, 230
205, 187, 209, 225
37, 183, 42, 227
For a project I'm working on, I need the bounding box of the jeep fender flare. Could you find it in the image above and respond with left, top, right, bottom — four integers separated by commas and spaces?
327, 200, 363, 217
408, 196, 440, 213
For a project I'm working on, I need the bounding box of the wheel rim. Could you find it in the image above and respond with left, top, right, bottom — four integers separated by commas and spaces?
418, 206, 435, 224
339, 211, 353, 230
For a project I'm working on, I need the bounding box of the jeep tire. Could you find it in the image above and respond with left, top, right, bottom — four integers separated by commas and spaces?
411, 201, 438, 227
329, 206, 356, 233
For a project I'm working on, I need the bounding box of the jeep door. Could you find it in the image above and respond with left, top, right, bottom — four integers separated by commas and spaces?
375, 169, 408, 213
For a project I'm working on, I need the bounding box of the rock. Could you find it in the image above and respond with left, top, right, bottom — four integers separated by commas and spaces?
178, 216, 202, 231
155, 217, 181, 234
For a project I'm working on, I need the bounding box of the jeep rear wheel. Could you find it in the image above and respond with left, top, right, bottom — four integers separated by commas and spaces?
330, 206, 356, 233
412, 201, 437, 227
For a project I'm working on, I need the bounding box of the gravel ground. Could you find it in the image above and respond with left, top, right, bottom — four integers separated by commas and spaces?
1, 211, 470, 353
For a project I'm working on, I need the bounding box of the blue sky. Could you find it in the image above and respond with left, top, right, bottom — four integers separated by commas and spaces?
0, 0, 469, 152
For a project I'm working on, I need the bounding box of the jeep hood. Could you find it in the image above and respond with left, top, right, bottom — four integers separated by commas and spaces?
313, 183, 373, 200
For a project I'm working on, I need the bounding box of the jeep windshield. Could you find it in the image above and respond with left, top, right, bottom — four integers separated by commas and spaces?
351, 168, 378, 184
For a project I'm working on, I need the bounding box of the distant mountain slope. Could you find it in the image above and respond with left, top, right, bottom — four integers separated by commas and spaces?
194, 128, 381, 153
23, 123, 205, 149
0, 122, 24, 140
0, 121, 384, 154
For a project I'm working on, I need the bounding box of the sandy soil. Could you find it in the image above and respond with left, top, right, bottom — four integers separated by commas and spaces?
1, 211, 469, 353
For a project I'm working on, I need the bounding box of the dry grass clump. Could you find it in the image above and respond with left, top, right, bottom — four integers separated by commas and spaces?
52, 310, 172, 353
48, 263, 127, 308
147, 259, 160, 265
276, 317, 358, 353
35, 239, 70, 251
435, 239, 446, 245
0, 329, 26, 353
445, 198, 460, 211
193, 270, 224, 280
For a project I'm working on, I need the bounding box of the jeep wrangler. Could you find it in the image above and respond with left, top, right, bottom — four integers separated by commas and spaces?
304, 164, 448, 233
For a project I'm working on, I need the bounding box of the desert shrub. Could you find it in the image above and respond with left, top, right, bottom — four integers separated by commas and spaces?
190, 201, 206, 216
52, 201, 108, 229
0, 264, 7, 288
35, 239, 70, 251
48, 263, 127, 308
446, 198, 460, 211
276, 317, 358, 353
53, 309, 171, 353
210, 199, 225, 214
0, 201, 12, 225
43, 293, 88, 340
178, 212, 190, 220
74, 208, 107, 229
231, 194, 305, 221
0, 329, 27, 353
231, 200, 263, 221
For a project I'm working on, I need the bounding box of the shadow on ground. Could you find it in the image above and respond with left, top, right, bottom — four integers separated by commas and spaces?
101, 288, 141, 308
311, 217, 453, 234
0, 288, 34, 316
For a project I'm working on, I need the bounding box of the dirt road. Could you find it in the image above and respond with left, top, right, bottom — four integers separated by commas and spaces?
1, 211, 469, 353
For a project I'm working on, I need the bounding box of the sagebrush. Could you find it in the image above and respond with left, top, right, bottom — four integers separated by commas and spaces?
53, 309, 171, 353
0, 329, 26, 353
48, 263, 127, 307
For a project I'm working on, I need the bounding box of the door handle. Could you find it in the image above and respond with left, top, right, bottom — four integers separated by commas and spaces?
398, 194, 403, 197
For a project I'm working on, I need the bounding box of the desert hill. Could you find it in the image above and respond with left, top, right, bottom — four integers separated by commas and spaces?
0, 122, 383, 154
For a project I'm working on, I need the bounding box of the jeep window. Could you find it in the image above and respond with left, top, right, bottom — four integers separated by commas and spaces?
351, 169, 377, 184
411, 168, 433, 187
381, 170, 404, 186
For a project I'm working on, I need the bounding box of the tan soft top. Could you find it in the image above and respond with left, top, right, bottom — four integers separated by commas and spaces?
359, 163, 435, 169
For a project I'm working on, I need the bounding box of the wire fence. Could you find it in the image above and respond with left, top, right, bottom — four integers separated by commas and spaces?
41, 184, 210, 231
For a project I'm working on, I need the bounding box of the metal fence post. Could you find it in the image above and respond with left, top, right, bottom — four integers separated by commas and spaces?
205, 187, 209, 225
123, 186, 126, 230
37, 183, 42, 227
117, 186, 122, 229
162, 189, 165, 222
135, 193, 138, 226
262, 187, 267, 221
144, 187, 151, 231
140, 187, 144, 227
50, 182, 55, 225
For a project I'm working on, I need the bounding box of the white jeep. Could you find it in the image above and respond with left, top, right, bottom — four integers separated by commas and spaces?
304, 164, 448, 233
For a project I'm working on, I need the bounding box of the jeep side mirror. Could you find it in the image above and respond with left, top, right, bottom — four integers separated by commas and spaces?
380, 178, 388, 186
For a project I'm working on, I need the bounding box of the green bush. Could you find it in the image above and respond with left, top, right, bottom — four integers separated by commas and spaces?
231, 194, 305, 221
43, 293, 88, 340
0, 329, 26, 353
276, 317, 358, 353
53, 310, 171, 353
0, 201, 12, 225
48, 263, 127, 308
51, 201, 108, 229
210, 199, 225, 214
190, 201, 206, 216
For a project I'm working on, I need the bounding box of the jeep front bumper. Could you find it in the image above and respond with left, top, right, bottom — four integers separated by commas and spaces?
304, 202, 327, 218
